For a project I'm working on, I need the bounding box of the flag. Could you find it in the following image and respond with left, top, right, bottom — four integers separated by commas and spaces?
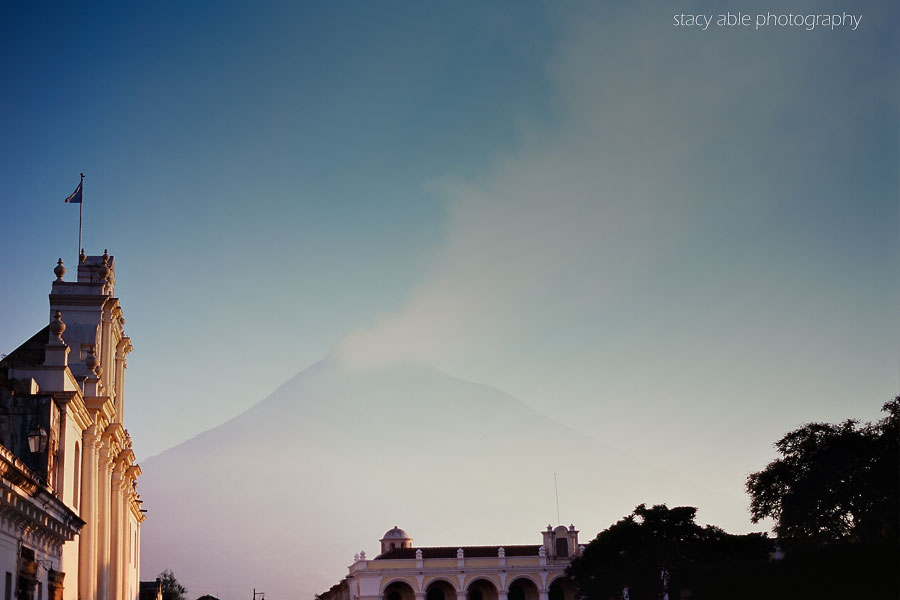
64, 180, 83, 204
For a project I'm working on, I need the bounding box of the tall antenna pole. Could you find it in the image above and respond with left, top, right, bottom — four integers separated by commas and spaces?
554, 472, 561, 525
78, 173, 84, 259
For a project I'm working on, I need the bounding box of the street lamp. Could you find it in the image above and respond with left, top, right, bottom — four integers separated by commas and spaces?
27, 427, 48, 453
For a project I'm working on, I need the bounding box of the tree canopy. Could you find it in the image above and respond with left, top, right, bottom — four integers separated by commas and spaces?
566, 504, 770, 600
156, 569, 187, 600
746, 397, 899, 542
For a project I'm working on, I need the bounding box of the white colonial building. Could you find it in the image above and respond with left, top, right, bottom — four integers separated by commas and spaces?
320, 526, 582, 600
0, 251, 145, 600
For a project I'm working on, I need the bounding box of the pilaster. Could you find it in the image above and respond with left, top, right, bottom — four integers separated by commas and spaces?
78, 425, 101, 600
96, 440, 114, 600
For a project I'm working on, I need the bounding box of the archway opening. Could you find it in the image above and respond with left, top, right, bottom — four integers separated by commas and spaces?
426, 579, 457, 600
467, 578, 498, 600
548, 578, 577, 600
383, 581, 416, 600
508, 578, 539, 600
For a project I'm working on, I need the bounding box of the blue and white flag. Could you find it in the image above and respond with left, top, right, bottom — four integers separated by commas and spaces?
64, 180, 83, 204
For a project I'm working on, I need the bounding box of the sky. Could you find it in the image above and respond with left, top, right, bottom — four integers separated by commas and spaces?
1, 0, 897, 538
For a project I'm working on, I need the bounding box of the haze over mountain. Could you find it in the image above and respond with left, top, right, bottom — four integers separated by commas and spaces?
139, 356, 749, 600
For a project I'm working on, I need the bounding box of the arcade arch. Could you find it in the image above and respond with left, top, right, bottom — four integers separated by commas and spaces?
547, 577, 577, 600
507, 577, 539, 600
425, 578, 458, 600
383, 580, 416, 600
466, 578, 498, 600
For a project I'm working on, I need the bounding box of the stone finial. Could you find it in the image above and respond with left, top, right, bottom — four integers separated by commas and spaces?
99, 249, 111, 280
85, 346, 102, 377
79, 248, 87, 263
539, 546, 547, 557
578, 545, 586, 554
49, 311, 66, 340
547, 524, 553, 531
54, 258, 66, 281
456, 548, 464, 559
354, 553, 359, 563
415, 548, 422, 560
498, 547, 505, 558
570, 524, 576, 530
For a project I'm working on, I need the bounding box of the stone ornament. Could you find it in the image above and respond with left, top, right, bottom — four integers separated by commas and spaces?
49, 311, 66, 340
86, 346, 102, 377
54, 259, 66, 281
99, 250, 110, 281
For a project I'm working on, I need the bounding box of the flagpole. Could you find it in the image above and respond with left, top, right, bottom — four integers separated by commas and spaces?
78, 173, 84, 260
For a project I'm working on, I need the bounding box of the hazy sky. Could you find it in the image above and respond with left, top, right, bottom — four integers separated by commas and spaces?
2, 0, 897, 530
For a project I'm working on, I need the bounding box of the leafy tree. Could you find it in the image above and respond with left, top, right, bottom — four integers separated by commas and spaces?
746, 397, 899, 543
156, 569, 187, 600
566, 504, 770, 600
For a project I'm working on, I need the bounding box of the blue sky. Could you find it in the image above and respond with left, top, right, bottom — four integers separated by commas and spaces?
2, 0, 897, 533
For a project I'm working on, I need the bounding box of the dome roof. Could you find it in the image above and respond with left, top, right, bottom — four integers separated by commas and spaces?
381, 526, 410, 540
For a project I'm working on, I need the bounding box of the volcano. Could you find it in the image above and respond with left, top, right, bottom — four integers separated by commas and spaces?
139, 357, 746, 599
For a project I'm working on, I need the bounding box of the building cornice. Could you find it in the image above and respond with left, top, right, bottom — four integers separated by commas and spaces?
84, 395, 117, 426
52, 391, 93, 430
48, 291, 112, 308
0, 445, 84, 545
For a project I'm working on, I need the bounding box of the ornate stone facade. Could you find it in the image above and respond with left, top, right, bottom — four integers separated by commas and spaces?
0, 251, 145, 600
321, 526, 582, 600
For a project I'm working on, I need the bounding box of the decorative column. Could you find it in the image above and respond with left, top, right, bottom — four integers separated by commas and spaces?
100, 308, 113, 399
97, 445, 114, 600
113, 338, 132, 423
109, 459, 125, 600
133, 518, 141, 600
79, 425, 101, 600
119, 473, 130, 600
125, 464, 142, 600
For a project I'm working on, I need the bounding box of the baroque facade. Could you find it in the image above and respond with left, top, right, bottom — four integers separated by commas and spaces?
0, 251, 144, 600
320, 526, 582, 600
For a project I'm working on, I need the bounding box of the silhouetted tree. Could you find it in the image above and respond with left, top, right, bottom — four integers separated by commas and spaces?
566, 504, 770, 600
156, 569, 187, 600
746, 397, 899, 543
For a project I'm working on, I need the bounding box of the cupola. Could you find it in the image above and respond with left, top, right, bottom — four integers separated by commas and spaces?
379, 526, 412, 554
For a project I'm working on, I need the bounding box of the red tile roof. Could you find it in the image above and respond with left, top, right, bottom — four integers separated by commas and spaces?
376, 545, 541, 560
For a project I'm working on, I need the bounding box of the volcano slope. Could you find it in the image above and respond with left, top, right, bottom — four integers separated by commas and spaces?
139, 357, 747, 599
